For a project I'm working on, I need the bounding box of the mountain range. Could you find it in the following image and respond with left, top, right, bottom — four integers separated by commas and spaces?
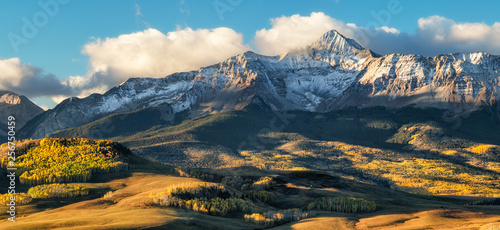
11, 29, 500, 139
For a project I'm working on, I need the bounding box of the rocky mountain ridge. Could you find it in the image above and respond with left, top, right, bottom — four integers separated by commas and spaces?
19, 29, 500, 139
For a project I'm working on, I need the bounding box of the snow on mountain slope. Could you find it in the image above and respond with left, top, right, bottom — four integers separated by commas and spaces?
21, 29, 500, 138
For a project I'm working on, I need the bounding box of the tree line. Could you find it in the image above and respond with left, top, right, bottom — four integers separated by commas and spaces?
0, 183, 90, 205
0, 193, 32, 205
150, 182, 263, 216
466, 198, 500, 206
307, 197, 376, 213
28, 183, 89, 199
244, 209, 314, 226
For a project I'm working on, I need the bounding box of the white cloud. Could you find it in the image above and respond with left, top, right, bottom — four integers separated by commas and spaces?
253, 12, 400, 56
254, 13, 500, 57
254, 12, 343, 55
415, 16, 500, 54
417, 16, 455, 42
79, 27, 249, 96
379, 26, 400, 35
1, 27, 249, 108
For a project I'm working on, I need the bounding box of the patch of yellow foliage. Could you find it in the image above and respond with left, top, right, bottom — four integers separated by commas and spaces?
358, 159, 500, 196
441, 150, 458, 155
467, 144, 497, 154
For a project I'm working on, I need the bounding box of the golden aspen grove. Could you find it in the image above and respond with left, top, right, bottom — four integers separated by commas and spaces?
1, 138, 130, 185
150, 182, 264, 216
28, 183, 89, 199
0, 193, 32, 205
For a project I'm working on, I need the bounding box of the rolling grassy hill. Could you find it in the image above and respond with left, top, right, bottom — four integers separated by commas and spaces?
1, 138, 499, 229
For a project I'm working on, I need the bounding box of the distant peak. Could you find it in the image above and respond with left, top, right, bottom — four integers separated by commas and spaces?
241, 50, 269, 59
0, 91, 21, 105
310, 29, 366, 54
233, 50, 280, 63
244, 50, 258, 56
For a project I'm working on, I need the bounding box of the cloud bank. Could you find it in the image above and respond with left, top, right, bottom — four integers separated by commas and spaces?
254, 12, 349, 55
253, 12, 402, 56
78, 27, 249, 96
0, 58, 74, 98
253, 13, 500, 57
1, 27, 249, 107
415, 16, 500, 55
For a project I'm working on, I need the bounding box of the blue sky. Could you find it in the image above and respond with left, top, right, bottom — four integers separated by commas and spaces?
1, 0, 500, 109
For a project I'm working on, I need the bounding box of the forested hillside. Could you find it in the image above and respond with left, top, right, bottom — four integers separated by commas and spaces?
50, 105, 500, 196
1, 138, 131, 185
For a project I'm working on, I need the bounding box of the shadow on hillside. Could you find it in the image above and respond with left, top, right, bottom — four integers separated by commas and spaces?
141, 168, 499, 230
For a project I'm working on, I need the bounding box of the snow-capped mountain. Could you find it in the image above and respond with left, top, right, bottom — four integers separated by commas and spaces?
21, 30, 500, 138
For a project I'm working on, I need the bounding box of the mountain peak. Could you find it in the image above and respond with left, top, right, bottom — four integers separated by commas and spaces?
0, 90, 22, 105
310, 30, 365, 54
0, 90, 44, 130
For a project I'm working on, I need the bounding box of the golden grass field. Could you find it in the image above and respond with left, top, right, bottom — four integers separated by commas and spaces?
1, 164, 499, 230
